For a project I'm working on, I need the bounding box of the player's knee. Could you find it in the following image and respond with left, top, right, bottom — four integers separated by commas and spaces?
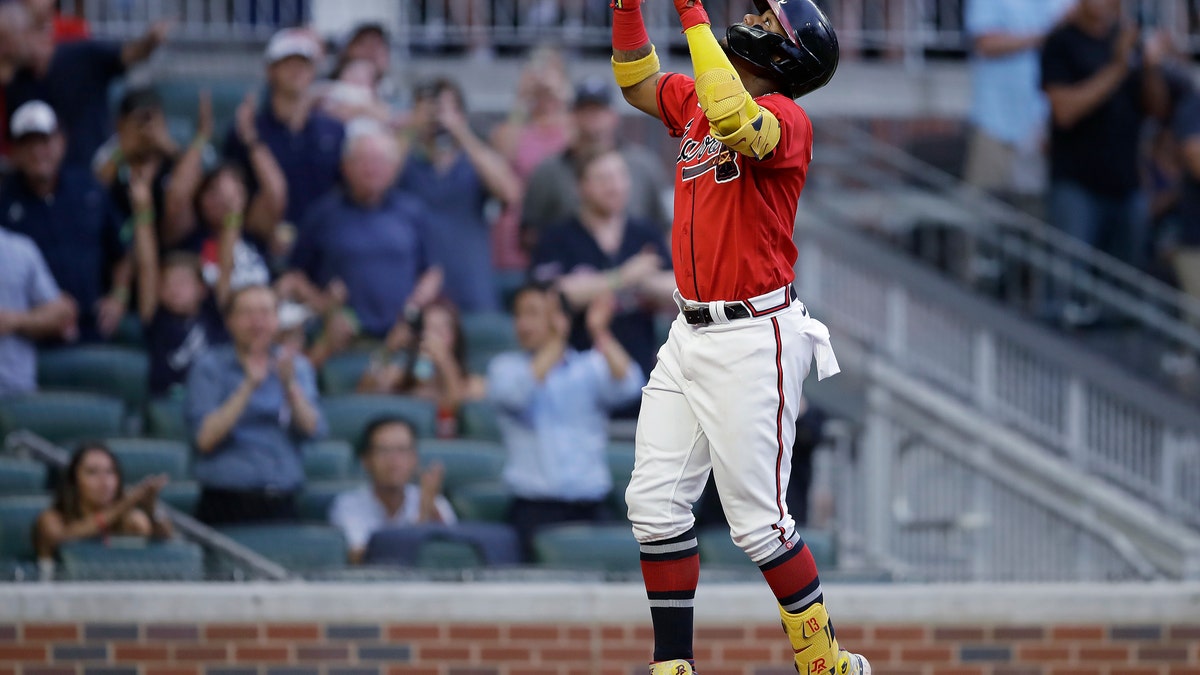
626, 484, 696, 543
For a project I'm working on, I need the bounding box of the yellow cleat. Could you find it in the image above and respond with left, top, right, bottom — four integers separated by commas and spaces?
778, 604, 871, 675
649, 659, 696, 675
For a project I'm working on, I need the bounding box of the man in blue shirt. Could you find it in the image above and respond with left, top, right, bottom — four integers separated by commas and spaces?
287, 123, 439, 339
0, 227, 76, 396
0, 101, 130, 342
186, 284, 326, 526
4, 17, 168, 168
223, 29, 345, 231
487, 282, 645, 560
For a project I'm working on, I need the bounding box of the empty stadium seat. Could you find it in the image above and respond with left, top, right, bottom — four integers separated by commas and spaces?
104, 438, 190, 482
0, 457, 47, 495
419, 439, 505, 493
461, 312, 518, 374
448, 481, 512, 523
303, 439, 356, 480
322, 394, 438, 445
158, 481, 199, 514
58, 539, 204, 581
415, 539, 485, 570
0, 392, 125, 444
144, 397, 188, 442
0, 495, 50, 564
320, 349, 375, 396
298, 480, 361, 522
532, 523, 641, 573
218, 524, 347, 572
37, 345, 149, 410
458, 400, 502, 441
363, 523, 520, 567
607, 442, 637, 485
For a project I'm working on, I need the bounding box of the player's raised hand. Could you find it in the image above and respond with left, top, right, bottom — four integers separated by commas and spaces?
610, 0, 642, 11
673, 0, 710, 29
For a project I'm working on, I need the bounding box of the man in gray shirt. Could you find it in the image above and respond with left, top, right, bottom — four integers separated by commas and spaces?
0, 228, 75, 397
520, 77, 670, 247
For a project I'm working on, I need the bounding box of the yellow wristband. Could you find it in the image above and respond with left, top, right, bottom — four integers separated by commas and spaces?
222, 213, 243, 231
612, 45, 661, 88
134, 209, 155, 227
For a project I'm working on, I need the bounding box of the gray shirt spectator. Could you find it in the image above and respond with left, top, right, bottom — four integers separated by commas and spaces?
0, 227, 73, 396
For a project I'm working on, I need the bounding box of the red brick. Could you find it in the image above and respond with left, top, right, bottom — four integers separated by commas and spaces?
295, 645, 350, 661
1016, 644, 1072, 663
697, 627, 746, 641
1168, 626, 1200, 641
1140, 647, 1190, 662
931, 668, 986, 675
22, 668, 78, 675
596, 647, 649, 663
1111, 670, 1164, 675
265, 625, 320, 641
418, 645, 472, 662
897, 646, 953, 664
509, 669, 558, 675
173, 646, 229, 662
144, 668, 200, 675
447, 625, 500, 641
689, 669, 741, 675
721, 646, 775, 663
600, 626, 626, 641
632, 627, 655, 642
537, 647, 590, 664
1168, 668, 1200, 675
852, 645, 892, 667
693, 644, 717, 663
1051, 626, 1105, 641
565, 628, 591, 642
835, 626, 866, 642
204, 625, 260, 641
234, 645, 291, 662
478, 647, 531, 663
0, 646, 47, 661
387, 625, 442, 641
112, 644, 170, 662
1049, 669, 1103, 675
933, 627, 987, 642
994, 668, 1041, 675
869, 670, 920, 675
22, 626, 78, 642
753, 625, 786, 641
994, 627, 1045, 641
1076, 645, 1130, 662
0, 667, 13, 675
507, 626, 558, 642
386, 667, 439, 675
875, 626, 928, 642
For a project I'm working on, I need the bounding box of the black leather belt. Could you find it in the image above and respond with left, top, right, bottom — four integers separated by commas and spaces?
682, 287, 799, 326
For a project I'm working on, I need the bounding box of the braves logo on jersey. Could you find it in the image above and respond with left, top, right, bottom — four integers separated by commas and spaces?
677, 119, 741, 184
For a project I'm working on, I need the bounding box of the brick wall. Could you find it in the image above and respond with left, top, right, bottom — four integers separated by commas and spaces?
2, 621, 1199, 675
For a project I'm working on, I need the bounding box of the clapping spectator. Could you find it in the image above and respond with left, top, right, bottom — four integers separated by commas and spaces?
5, 16, 168, 167
358, 298, 487, 436
185, 285, 326, 525
531, 149, 675, 391
223, 29, 344, 231
522, 77, 669, 244
317, 58, 395, 126
285, 122, 440, 340
329, 417, 456, 564
34, 442, 172, 565
0, 226, 75, 396
130, 164, 229, 400
487, 284, 644, 559
0, 101, 130, 342
399, 77, 521, 312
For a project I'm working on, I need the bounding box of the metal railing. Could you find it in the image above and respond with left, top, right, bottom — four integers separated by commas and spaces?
63, 0, 1200, 58
799, 216, 1200, 543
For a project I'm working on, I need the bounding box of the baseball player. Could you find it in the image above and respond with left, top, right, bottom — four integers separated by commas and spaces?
610, 0, 869, 674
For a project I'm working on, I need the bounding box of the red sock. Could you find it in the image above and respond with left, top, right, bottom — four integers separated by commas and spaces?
641, 529, 700, 661
759, 540, 824, 614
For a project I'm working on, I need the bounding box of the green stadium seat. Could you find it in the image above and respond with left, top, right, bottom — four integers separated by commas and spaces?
58, 539, 204, 581
297, 480, 361, 522
112, 314, 145, 349
532, 523, 641, 573
494, 269, 526, 309
415, 538, 485, 570
419, 439, 505, 493
104, 438, 190, 482
448, 481, 512, 523
0, 495, 50, 563
322, 394, 437, 445
218, 524, 347, 572
697, 527, 836, 570
0, 392, 124, 444
144, 397, 188, 442
303, 439, 355, 480
0, 457, 47, 495
461, 312, 518, 374
37, 345, 149, 410
458, 400, 502, 441
607, 442, 637, 485
320, 349, 374, 396
158, 481, 199, 514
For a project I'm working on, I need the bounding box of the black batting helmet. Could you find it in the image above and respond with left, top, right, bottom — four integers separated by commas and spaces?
725, 0, 839, 99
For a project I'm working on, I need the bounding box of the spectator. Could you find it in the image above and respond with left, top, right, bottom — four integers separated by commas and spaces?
286, 122, 441, 340
1168, 76, 1200, 306
1041, 0, 1171, 275
358, 298, 488, 437
22, 0, 91, 43
329, 416, 457, 564
530, 149, 674, 394
130, 164, 230, 400
488, 46, 573, 270
4, 16, 168, 167
0, 226, 75, 397
336, 22, 404, 110
185, 285, 326, 526
223, 29, 344, 232
522, 77, 670, 243
487, 284, 644, 559
0, 2, 32, 160
34, 442, 172, 566
964, 0, 1075, 211
317, 58, 395, 126
398, 77, 520, 312
0, 101, 130, 342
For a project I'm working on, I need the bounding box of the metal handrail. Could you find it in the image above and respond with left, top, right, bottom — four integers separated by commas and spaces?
3, 431, 291, 581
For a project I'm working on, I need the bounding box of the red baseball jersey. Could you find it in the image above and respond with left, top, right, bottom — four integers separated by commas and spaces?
656, 72, 813, 303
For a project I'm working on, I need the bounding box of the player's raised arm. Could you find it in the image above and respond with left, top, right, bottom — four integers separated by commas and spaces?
611, 0, 664, 118
675, 0, 781, 159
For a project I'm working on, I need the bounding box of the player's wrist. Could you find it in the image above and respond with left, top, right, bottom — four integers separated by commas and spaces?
611, 0, 651, 52
674, 0, 710, 30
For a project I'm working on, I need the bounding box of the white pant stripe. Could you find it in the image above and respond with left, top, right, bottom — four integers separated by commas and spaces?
639, 539, 699, 555
648, 599, 696, 608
